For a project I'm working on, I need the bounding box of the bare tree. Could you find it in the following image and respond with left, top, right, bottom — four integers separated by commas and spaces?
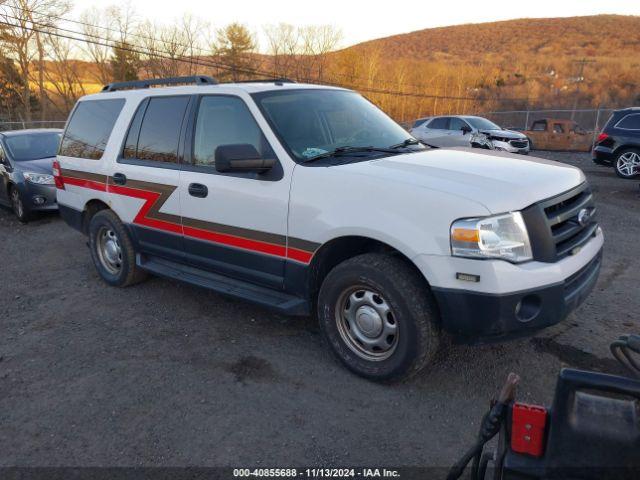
0, 0, 70, 121
263, 23, 299, 78
79, 3, 138, 85
43, 33, 85, 113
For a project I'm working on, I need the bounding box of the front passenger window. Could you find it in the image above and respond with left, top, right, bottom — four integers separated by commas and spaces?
193, 96, 273, 167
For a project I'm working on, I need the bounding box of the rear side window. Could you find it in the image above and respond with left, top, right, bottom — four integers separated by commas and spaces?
531, 120, 547, 131
193, 96, 271, 167
428, 117, 449, 129
449, 118, 468, 131
60, 99, 125, 160
123, 96, 190, 164
616, 113, 640, 130
553, 123, 565, 133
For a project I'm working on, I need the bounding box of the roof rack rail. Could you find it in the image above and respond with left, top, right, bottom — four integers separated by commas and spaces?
226, 78, 296, 84
102, 75, 218, 92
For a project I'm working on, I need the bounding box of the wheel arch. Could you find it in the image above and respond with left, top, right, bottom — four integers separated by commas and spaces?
81, 199, 111, 235
306, 235, 432, 306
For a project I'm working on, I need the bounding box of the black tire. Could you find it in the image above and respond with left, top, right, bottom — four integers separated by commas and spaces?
317, 253, 441, 382
9, 185, 30, 223
527, 137, 535, 150
614, 148, 640, 179
88, 209, 147, 287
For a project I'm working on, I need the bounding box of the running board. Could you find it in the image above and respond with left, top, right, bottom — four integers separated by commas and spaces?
137, 254, 310, 316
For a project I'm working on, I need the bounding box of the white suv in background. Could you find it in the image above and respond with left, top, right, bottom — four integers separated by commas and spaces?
55, 76, 602, 382
411, 115, 530, 154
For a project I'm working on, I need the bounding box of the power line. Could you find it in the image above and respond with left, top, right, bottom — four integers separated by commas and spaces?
3, 5, 494, 100
0, 17, 493, 103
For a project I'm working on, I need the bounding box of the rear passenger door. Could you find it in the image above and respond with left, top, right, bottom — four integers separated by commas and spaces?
422, 117, 450, 147
179, 94, 289, 289
109, 95, 192, 263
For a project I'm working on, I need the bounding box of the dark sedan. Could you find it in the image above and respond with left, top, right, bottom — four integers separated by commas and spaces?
0, 129, 62, 222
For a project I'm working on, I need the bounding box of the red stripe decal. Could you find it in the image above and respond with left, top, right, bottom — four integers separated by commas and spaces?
62, 175, 314, 264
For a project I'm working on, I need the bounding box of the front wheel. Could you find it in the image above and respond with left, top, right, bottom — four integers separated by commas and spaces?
10, 187, 30, 223
615, 149, 640, 179
317, 253, 441, 382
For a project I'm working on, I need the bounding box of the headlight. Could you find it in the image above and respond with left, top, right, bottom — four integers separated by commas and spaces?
450, 212, 533, 263
23, 172, 55, 185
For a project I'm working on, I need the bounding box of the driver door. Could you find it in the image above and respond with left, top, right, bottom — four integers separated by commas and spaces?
447, 118, 472, 147
179, 94, 291, 289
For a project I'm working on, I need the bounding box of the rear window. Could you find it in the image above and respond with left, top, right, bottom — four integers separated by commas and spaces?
615, 113, 640, 130
428, 117, 449, 129
123, 96, 190, 164
412, 118, 428, 128
59, 99, 125, 160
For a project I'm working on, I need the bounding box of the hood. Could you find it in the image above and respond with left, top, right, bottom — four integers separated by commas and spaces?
14, 156, 55, 174
339, 148, 585, 213
479, 129, 526, 139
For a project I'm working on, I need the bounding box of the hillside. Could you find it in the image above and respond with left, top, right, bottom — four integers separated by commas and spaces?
344, 15, 640, 62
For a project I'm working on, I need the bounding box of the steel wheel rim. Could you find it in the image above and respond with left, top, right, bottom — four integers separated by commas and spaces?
96, 226, 123, 275
617, 152, 640, 177
11, 189, 23, 217
335, 286, 399, 361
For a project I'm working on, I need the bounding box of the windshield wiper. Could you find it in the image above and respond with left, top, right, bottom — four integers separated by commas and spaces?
303, 146, 399, 163
389, 138, 421, 149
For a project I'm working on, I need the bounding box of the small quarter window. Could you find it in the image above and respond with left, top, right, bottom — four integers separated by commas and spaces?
616, 113, 640, 130
60, 99, 125, 160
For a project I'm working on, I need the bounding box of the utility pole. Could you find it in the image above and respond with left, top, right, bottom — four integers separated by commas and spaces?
571, 58, 595, 120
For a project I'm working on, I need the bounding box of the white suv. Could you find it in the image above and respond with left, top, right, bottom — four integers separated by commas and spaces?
55, 76, 603, 382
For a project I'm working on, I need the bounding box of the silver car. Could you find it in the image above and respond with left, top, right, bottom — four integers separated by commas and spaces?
410, 115, 530, 154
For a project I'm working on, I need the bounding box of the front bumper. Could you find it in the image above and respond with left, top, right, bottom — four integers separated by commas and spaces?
493, 139, 530, 155
416, 227, 604, 342
432, 249, 602, 342
21, 182, 58, 211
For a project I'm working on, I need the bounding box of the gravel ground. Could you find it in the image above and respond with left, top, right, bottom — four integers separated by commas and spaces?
0, 152, 638, 471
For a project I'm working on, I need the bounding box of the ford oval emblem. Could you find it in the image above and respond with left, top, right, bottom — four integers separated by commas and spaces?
577, 208, 592, 226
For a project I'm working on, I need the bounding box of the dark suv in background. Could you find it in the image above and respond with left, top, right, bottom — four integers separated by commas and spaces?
592, 107, 640, 178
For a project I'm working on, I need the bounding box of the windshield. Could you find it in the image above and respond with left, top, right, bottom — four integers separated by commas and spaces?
253, 89, 423, 162
466, 117, 502, 131
5, 132, 61, 161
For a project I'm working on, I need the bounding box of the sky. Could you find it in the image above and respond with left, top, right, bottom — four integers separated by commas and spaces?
72, 0, 640, 48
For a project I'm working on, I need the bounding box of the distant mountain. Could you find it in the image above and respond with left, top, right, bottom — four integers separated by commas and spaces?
342, 15, 640, 61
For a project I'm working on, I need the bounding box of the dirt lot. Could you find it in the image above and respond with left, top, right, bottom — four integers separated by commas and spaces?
0, 152, 638, 470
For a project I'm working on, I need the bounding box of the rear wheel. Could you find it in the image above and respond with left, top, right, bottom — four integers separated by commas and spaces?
615, 149, 640, 179
10, 186, 30, 223
88, 209, 147, 287
317, 253, 441, 382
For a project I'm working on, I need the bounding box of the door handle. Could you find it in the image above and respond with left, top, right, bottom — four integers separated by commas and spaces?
112, 173, 127, 185
188, 183, 208, 198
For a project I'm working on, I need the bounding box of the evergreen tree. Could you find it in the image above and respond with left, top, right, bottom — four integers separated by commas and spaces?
111, 42, 140, 82
215, 23, 257, 82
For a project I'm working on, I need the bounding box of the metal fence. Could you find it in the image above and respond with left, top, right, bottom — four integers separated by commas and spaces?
0, 120, 67, 131
480, 108, 616, 148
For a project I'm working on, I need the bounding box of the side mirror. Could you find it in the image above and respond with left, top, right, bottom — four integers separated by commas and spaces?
461, 125, 472, 135
214, 144, 276, 174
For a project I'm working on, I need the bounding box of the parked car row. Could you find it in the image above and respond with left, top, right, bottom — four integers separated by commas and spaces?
409, 109, 640, 179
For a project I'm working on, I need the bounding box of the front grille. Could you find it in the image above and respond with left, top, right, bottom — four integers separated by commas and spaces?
510, 140, 528, 148
522, 183, 598, 262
